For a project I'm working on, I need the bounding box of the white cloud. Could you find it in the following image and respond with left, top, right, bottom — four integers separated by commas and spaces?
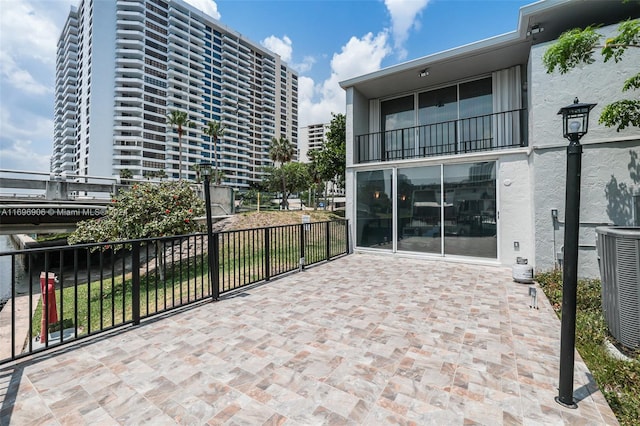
299, 32, 390, 127
0, 52, 51, 95
261, 35, 293, 63
384, 0, 430, 59
0, 105, 52, 171
0, 0, 72, 93
0, 0, 73, 172
183, 0, 221, 20
261, 36, 317, 74
0, 140, 51, 172
331, 32, 390, 80
293, 55, 316, 74
0, 106, 53, 145
0, 0, 72, 64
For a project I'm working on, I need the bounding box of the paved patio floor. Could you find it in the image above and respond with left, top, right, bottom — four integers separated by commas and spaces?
0, 253, 618, 425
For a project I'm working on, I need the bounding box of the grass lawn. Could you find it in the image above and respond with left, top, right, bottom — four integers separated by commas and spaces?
536, 269, 640, 426
34, 256, 209, 337
33, 211, 347, 338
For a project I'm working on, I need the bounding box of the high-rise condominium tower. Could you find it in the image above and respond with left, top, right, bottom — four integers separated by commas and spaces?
298, 123, 328, 164
51, 0, 298, 188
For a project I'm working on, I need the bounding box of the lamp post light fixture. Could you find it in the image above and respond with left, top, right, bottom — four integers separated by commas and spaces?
200, 162, 219, 301
555, 98, 596, 409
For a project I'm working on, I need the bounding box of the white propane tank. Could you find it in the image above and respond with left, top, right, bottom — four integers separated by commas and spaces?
512, 257, 534, 283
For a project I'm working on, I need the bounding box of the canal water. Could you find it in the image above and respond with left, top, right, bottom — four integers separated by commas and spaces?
0, 234, 23, 302
0, 234, 42, 307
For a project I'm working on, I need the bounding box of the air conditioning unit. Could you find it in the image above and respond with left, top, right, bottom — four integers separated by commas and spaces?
596, 227, 640, 350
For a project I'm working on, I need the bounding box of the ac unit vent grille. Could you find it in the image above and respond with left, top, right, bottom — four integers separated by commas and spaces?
597, 227, 640, 350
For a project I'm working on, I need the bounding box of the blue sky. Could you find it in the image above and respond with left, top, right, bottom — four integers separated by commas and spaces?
0, 0, 532, 173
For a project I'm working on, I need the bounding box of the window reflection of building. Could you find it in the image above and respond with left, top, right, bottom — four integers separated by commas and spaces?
356, 170, 393, 248
381, 77, 494, 160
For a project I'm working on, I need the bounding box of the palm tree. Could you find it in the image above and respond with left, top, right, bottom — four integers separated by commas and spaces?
167, 110, 192, 180
204, 120, 226, 184
269, 135, 294, 209
119, 168, 133, 181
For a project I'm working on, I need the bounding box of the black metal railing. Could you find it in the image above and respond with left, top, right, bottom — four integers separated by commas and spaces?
0, 219, 349, 364
356, 108, 527, 163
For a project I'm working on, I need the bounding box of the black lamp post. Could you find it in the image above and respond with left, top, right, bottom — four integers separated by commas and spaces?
200, 163, 219, 301
555, 98, 596, 408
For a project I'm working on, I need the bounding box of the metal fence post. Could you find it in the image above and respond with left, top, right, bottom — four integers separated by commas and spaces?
212, 233, 220, 300
345, 219, 350, 254
132, 241, 140, 326
299, 223, 305, 271
325, 221, 331, 261
265, 227, 271, 281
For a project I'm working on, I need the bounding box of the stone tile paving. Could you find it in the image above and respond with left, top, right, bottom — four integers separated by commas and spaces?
0, 253, 618, 425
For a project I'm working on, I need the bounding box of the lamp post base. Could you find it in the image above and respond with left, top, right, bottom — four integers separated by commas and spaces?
555, 395, 578, 409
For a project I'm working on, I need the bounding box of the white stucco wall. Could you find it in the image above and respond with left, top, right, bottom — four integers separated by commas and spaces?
497, 153, 535, 267
529, 22, 640, 278
529, 23, 639, 148
532, 141, 639, 278
345, 87, 369, 249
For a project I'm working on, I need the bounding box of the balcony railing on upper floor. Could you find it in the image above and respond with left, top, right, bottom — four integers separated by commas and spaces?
355, 108, 527, 164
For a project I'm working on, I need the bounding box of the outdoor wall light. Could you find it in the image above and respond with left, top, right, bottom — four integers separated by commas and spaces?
418, 69, 429, 77
200, 162, 212, 180
374, 191, 380, 199
555, 98, 595, 409
558, 98, 597, 142
526, 24, 544, 37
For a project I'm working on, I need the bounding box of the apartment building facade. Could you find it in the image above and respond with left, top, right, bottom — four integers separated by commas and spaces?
298, 123, 328, 163
51, 0, 298, 188
299, 122, 346, 198
340, 0, 639, 278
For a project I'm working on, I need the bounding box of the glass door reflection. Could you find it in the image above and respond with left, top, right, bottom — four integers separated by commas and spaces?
396, 166, 442, 254
443, 162, 497, 258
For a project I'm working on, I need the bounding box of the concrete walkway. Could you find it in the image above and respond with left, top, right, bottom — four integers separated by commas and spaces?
0, 253, 618, 425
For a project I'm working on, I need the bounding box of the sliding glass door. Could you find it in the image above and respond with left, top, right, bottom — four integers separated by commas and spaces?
356, 169, 393, 249
418, 87, 457, 156
397, 166, 442, 254
415, 77, 493, 156
358, 161, 497, 259
381, 95, 414, 160
443, 162, 496, 258
459, 78, 493, 152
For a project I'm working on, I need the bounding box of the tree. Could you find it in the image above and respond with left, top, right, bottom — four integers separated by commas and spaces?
69, 181, 204, 243
269, 135, 295, 209
311, 113, 346, 209
155, 169, 167, 180
543, 19, 640, 131
190, 163, 224, 185
262, 162, 311, 207
307, 150, 326, 210
119, 169, 133, 180
322, 113, 346, 190
69, 181, 205, 279
190, 163, 208, 184
167, 110, 194, 179
145, 169, 167, 180
204, 120, 226, 184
